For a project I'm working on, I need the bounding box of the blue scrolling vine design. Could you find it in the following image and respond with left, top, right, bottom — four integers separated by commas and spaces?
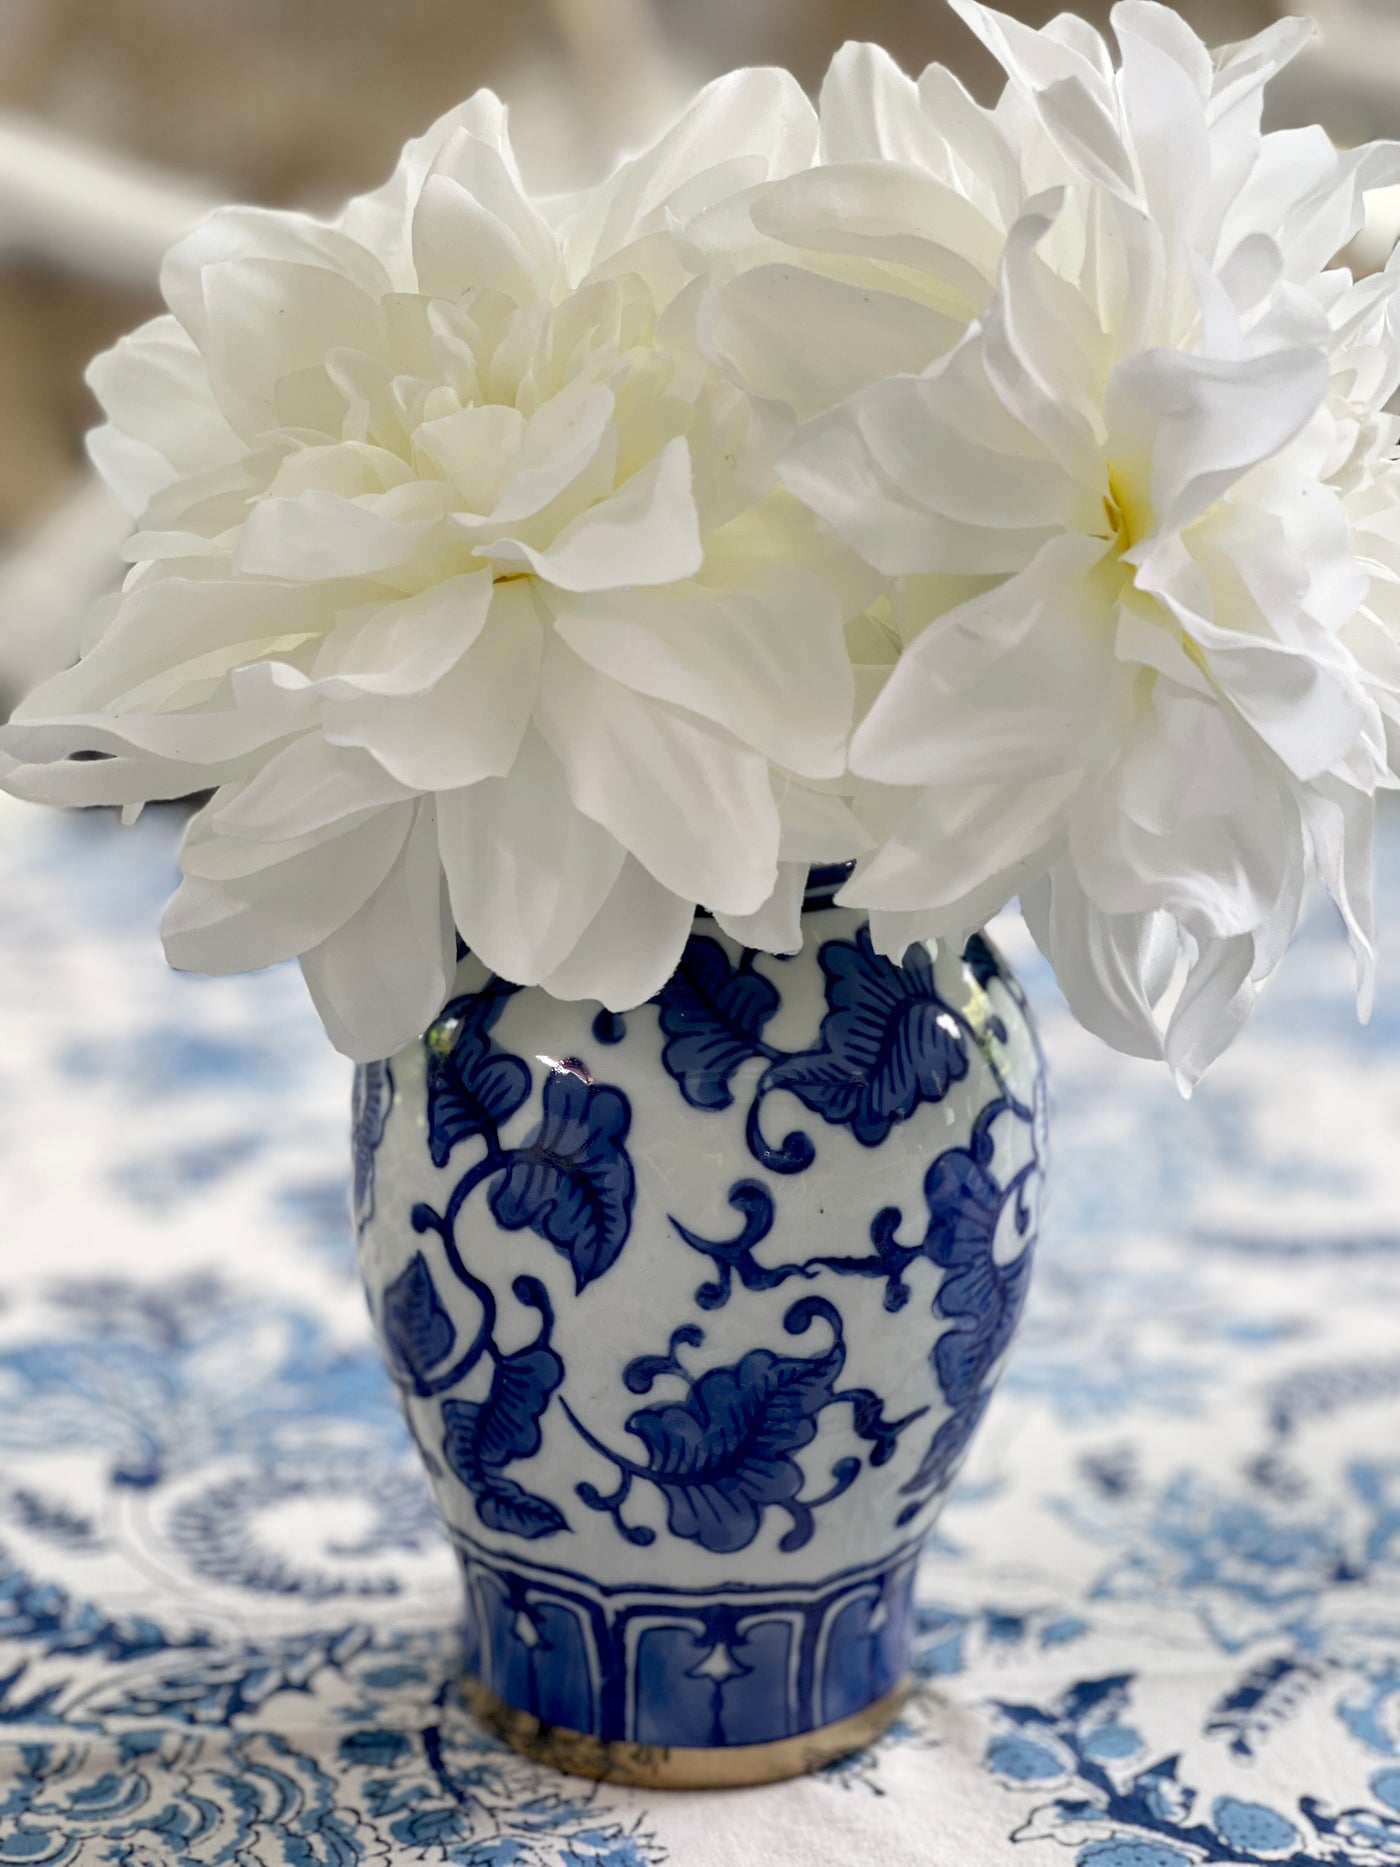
359, 983, 639, 1544
655, 924, 1043, 1531
418, 984, 636, 1297
655, 924, 1010, 1174
357, 925, 1041, 1561
667, 1096, 1040, 1530
560, 1297, 927, 1555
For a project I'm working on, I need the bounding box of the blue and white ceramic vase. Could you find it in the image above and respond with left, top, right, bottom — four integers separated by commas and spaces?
353, 867, 1047, 1787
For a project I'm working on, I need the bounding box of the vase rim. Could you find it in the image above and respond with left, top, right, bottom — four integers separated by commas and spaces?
694, 861, 853, 926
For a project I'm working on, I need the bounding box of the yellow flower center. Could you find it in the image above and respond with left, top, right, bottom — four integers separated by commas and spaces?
1102, 465, 1150, 555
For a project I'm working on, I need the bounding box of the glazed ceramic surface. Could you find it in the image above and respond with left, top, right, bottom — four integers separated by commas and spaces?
354, 871, 1047, 1755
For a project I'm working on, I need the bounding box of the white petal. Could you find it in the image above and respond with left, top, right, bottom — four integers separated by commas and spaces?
301, 799, 454, 1061
1216, 234, 1284, 319
949, 0, 1113, 95
86, 315, 243, 515
339, 89, 516, 279
915, 62, 1022, 226
539, 857, 696, 1009
773, 776, 874, 863
6, 708, 256, 774
842, 774, 1076, 915
1112, 3, 1212, 254
161, 207, 390, 351
163, 803, 414, 975
487, 382, 616, 526
1, 745, 247, 808
784, 347, 1101, 581
490, 437, 702, 592
864, 861, 1030, 956
714, 862, 806, 954
208, 735, 413, 843
749, 164, 1003, 314
819, 42, 947, 168
979, 199, 1107, 489
413, 404, 526, 512
1021, 864, 1173, 1059
850, 533, 1119, 786
780, 407, 958, 579
950, 1, 1136, 200
570, 67, 817, 273
1109, 345, 1328, 546
709, 266, 959, 419
324, 579, 542, 790
436, 727, 627, 984
1164, 931, 1258, 1095
13, 579, 322, 718
536, 643, 779, 915
1070, 699, 1303, 941
550, 566, 851, 778
195, 258, 382, 441
1302, 777, 1376, 1022
862, 911, 936, 963
237, 487, 446, 581
411, 137, 557, 305
314, 570, 496, 697
1277, 140, 1400, 287
1209, 16, 1314, 118
1216, 125, 1336, 269
1186, 622, 1366, 786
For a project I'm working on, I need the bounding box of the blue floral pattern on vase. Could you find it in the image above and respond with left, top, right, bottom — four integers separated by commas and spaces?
561, 1297, 926, 1555
656, 924, 999, 1172
356, 1000, 644, 1556
355, 888, 1046, 1752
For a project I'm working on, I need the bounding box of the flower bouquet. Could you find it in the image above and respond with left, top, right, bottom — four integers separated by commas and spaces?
5, 0, 1399, 1786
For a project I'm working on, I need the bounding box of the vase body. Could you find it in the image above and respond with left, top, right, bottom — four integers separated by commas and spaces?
353, 875, 1046, 1786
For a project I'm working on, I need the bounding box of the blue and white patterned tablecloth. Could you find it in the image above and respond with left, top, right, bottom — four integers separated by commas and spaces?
1, 791, 1399, 1867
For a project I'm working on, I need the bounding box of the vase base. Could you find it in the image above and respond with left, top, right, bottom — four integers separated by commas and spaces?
462, 1675, 913, 1789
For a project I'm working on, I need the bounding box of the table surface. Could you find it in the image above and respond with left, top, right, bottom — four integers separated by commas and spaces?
0, 795, 1398, 1867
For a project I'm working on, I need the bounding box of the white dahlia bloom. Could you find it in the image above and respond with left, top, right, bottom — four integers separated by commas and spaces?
4, 76, 876, 1060
755, 4, 1400, 1088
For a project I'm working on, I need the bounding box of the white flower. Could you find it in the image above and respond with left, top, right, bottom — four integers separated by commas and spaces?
699, 36, 1022, 425
4, 76, 874, 1060
747, 4, 1400, 1088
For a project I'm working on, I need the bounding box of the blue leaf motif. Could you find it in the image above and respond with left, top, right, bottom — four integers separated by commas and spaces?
489, 1071, 635, 1291
927, 1178, 1032, 1407
761, 928, 969, 1148
381, 1252, 457, 1387
472, 1346, 564, 1469
426, 993, 531, 1170
922, 1150, 1016, 1401
620, 1306, 846, 1554
442, 1335, 566, 1541
897, 1109, 1036, 1521
655, 937, 779, 1110
474, 1476, 570, 1540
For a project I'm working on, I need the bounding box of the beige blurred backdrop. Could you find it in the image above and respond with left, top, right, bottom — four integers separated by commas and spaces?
0, 0, 1391, 702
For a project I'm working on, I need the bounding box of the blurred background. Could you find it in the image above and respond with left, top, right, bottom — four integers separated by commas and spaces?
0, 0, 1394, 711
